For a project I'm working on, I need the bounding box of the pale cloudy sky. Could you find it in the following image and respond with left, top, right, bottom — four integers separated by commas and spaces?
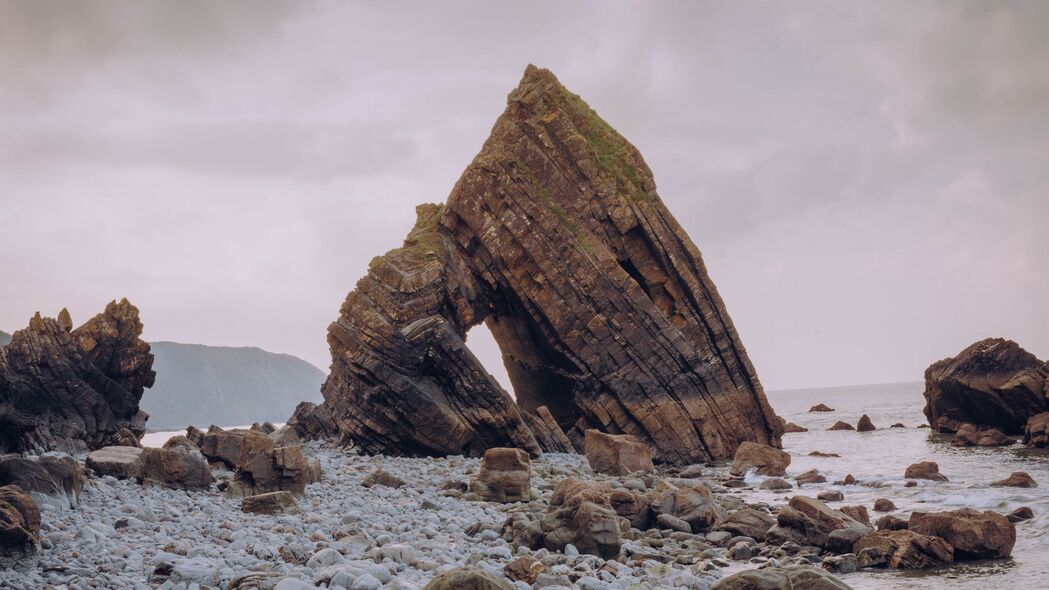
1, 0, 1046, 391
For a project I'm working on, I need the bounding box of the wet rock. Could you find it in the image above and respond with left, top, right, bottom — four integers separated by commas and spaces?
0, 485, 40, 569
729, 442, 790, 477
904, 461, 947, 481
854, 529, 953, 569
503, 555, 545, 584
825, 526, 870, 554
540, 478, 621, 558
827, 421, 854, 431
923, 338, 1048, 434
809, 404, 835, 413
951, 423, 1013, 447
908, 508, 1016, 559
607, 487, 651, 529
584, 430, 653, 475
856, 415, 875, 432
783, 423, 808, 433
423, 568, 514, 590
759, 478, 792, 490
162, 435, 197, 451
713, 508, 775, 540
840, 505, 870, 526
873, 498, 896, 512
990, 471, 1037, 488
0, 300, 155, 454
362, 468, 405, 489
1007, 507, 1033, 523
241, 491, 299, 515
84, 445, 142, 478
0, 455, 83, 510
307, 66, 783, 463
808, 451, 840, 457
794, 469, 827, 486
875, 515, 908, 531
890, 423, 906, 428
1024, 412, 1049, 447
136, 447, 213, 490
766, 496, 866, 548
710, 565, 852, 589
469, 447, 532, 502
817, 490, 844, 502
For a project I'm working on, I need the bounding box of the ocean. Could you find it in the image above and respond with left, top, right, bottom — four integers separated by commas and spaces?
763, 382, 1049, 589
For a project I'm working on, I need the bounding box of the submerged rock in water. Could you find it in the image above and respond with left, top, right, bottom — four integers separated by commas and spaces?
809, 403, 835, 412
783, 422, 808, 433
908, 508, 1016, 559
990, 471, 1037, 488
856, 415, 876, 432
904, 461, 948, 482
827, 421, 855, 431
0, 300, 155, 454
923, 338, 1048, 434
729, 442, 790, 477
307, 65, 782, 463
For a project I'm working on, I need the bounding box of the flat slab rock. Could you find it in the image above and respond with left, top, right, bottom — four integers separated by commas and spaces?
304, 65, 783, 464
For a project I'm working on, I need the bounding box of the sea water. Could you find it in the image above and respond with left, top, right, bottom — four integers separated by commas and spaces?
763, 382, 1049, 589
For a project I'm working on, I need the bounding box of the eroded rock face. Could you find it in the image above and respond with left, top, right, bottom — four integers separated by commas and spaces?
0, 300, 155, 454
923, 338, 1048, 434
0, 485, 41, 569
0, 456, 83, 511
309, 66, 782, 463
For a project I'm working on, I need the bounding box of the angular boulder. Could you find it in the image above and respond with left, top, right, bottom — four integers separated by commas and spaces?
647, 479, 726, 533
423, 568, 514, 590
908, 508, 1016, 559
0, 485, 41, 569
766, 496, 867, 548
923, 338, 1048, 434
469, 447, 532, 502
584, 430, 653, 475
304, 66, 783, 463
86, 446, 144, 480
729, 441, 790, 477
136, 447, 213, 491
710, 566, 852, 590
0, 300, 155, 454
241, 491, 298, 515
990, 471, 1037, 488
1024, 412, 1049, 447
713, 507, 776, 540
540, 478, 621, 558
856, 415, 876, 432
904, 461, 947, 481
854, 529, 953, 569
827, 421, 854, 431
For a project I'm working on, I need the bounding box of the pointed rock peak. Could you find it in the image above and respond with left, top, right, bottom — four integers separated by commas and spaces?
57, 308, 73, 332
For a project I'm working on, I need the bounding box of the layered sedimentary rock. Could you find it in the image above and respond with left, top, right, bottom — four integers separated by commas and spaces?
0, 300, 155, 454
923, 338, 1048, 434
314, 65, 782, 464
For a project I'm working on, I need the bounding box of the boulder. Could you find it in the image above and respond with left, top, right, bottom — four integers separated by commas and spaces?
856, 415, 875, 432
1007, 507, 1033, 523
713, 508, 776, 540
783, 422, 808, 433
908, 508, 1016, 559
825, 526, 870, 554
904, 461, 947, 481
759, 478, 792, 490
794, 469, 827, 485
362, 468, 404, 489
710, 566, 852, 589
873, 498, 896, 512
854, 529, 953, 569
766, 496, 867, 548
0, 485, 40, 569
0, 300, 155, 454
990, 471, 1037, 488
817, 490, 844, 502
199, 428, 259, 467
185, 426, 206, 446
1024, 412, 1049, 447
923, 338, 1048, 434
729, 442, 791, 477
875, 515, 908, 531
809, 404, 835, 412
503, 555, 545, 584
607, 487, 651, 529
827, 421, 854, 431
951, 423, 1013, 447
227, 442, 320, 498
423, 568, 514, 590
136, 447, 213, 490
584, 430, 653, 475
540, 478, 621, 558
303, 66, 783, 464
839, 505, 870, 526
0, 455, 83, 510
163, 435, 198, 451
469, 447, 532, 502
241, 491, 299, 515
647, 479, 726, 533
86, 446, 143, 480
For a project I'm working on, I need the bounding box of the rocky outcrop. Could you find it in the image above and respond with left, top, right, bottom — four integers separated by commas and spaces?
0, 485, 40, 569
1024, 412, 1049, 447
469, 448, 532, 502
0, 300, 155, 454
908, 508, 1015, 559
923, 338, 1048, 434
309, 66, 782, 463
521, 406, 576, 454
729, 442, 790, 477
584, 430, 653, 475
0, 456, 83, 511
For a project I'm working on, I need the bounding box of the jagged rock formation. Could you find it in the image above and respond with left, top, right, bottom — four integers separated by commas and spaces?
0, 332, 10, 347
0, 300, 156, 454
314, 65, 782, 463
141, 342, 325, 430
923, 338, 1048, 434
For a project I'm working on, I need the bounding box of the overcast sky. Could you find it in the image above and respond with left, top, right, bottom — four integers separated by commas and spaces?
1, 0, 1046, 392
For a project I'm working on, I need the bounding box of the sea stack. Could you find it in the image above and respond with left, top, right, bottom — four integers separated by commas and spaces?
310, 66, 782, 464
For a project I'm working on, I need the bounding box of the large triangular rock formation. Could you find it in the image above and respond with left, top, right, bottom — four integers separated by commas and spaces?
0, 299, 155, 454
313, 66, 782, 463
